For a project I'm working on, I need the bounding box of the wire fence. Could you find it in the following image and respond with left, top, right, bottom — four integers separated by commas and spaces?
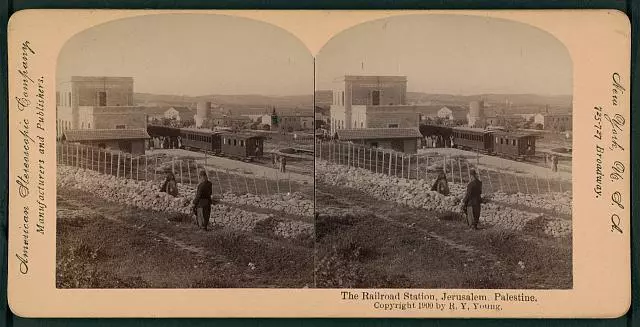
57, 142, 303, 196
315, 140, 571, 195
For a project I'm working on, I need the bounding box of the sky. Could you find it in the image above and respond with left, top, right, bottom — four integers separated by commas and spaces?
316, 14, 573, 96
57, 14, 314, 96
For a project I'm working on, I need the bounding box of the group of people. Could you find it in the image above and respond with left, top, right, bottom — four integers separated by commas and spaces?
424, 135, 454, 149
272, 154, 287, 173
544, 153, 559, 172
160, 170, 215, 231
149, 136, 182, 150
431, 168, 483, 230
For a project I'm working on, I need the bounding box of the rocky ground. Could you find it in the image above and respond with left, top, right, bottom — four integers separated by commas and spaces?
56, 166, 314, 288
315, 160, 572, 237
315, 160, 572, 289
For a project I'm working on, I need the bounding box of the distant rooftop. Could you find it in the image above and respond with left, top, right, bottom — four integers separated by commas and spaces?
70, 76, 134, 82
64, 128, 150, 142
337, 128, 422, 141
335, 75, 407, 83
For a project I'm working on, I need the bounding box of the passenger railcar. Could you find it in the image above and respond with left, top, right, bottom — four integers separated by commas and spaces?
451, 127, 494, 153
492, 131, 536, 160
180, 128, 222, 154
220, 133, 265, 161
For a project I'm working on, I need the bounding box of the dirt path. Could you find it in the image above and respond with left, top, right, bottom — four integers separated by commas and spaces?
418, 147, 572, 181
315, 185, 572, 289
57, 188, 314, 288
148, 148, 313, 183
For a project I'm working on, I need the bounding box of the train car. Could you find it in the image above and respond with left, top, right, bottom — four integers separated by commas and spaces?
180, 128, 223, 154
451, 127, 494, 153
492, 131, 536, 160
220, 133, 265, 161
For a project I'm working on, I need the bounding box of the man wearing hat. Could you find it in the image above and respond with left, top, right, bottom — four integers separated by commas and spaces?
461, 169, 482, 230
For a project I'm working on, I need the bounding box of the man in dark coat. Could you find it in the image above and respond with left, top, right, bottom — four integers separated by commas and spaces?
193, 170, 213, 230
461, 169, 482, 229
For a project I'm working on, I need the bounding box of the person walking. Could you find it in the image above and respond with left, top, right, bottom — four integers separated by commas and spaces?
552, 155, 559, 172
461, 169, 482, 230
160, 172, 179, 197
192, 170, 213, 231
280, 156, 287, 173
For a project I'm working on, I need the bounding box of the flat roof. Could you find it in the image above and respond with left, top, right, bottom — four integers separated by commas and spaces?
64, 128, 150, 142
452, 127, 493, 133
337, 128, 422, 140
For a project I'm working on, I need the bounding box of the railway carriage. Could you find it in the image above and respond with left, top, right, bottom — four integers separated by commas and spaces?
180, 128, 222, 154
492, 131, 536, 160
220, 133, 265, 161
451, 127, 494, 153
146, 124, 265, 161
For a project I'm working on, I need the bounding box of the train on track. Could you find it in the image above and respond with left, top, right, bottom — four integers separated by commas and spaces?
147, 125, 265, 162
420, 124, 538, 160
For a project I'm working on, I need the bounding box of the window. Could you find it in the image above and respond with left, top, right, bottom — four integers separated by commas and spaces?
81, 122, 85, 129
233, 139, 237, 146
512, 139, 517, 146
240, 140, 245, 147
68, 93, 72, 107
360, 122, 363, 128
115, 124, 126, 129
388, 124, 399, 128
341, 91, 345, 106
372, 90, 380, 105
88, 123, 91, 129
56, 92, 60, 106
97, 91, 106, 106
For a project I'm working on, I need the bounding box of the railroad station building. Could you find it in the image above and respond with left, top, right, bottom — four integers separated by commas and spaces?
56, 76, 146, 139
329, 75, 470, 134
336, 128, 423, 153
62, 128, 150, 155
539, 113, 572, 132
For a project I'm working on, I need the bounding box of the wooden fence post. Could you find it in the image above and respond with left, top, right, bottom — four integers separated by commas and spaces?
154, 157, 158, 181
264, 172, 270, 196
288, 172, 292, 194
416, 155, 419, 180
226, 169, 234, 193
253, 175, 258, 194
515, 174, 521, 193
524, 176, 529, 194
401, 155, 405, 179
369, 148, 373, 171
497, 170, 503, 192
136, 157, 140, 180
179, 160, 183, 184
458, 158, 463, 184
244, 174, 249, 194
144, 156, 148, 181
375, 149, 379, 174
215, 170, 224, 194
110, 152, 113, 176
485, 169, 494, 193
130, 155, 133, 179
116, 152, 121, 178
276, 171, 281, 194
388, 152, 392, 176
187, 160, 192, 186
535, 175, 540, 194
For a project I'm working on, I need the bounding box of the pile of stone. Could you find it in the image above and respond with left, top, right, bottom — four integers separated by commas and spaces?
316, 160, 570, 237
221, 193, 314, 218
544, 219, 572, 238
486, 192, 572, 216
58, 167, 312, 239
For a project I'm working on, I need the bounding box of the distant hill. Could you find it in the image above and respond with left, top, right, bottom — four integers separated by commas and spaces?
406, 92, 572, 108
134, 93, 313, 115
134, 91, 572, 116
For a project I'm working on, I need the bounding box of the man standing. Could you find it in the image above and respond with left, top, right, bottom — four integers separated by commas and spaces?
193, 170, 213, 231
461, 169, 482, 230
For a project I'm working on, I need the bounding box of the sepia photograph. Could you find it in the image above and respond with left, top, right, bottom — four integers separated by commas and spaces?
54, 14, 315, 288
7, 9, 630, 318
314, 14, 573, 289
